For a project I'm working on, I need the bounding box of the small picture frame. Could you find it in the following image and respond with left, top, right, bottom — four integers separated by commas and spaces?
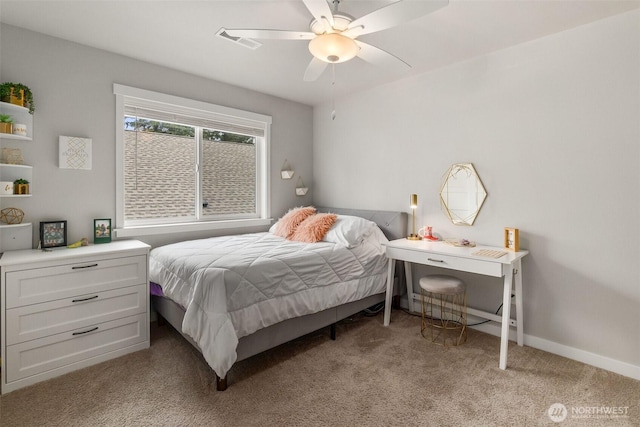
94, 218, 112, 244
40, 220, 68, 249
504, 227, 520, 252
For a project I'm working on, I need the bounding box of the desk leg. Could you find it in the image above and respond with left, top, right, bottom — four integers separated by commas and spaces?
515, 259, 524, 346
404, 261, 414, 314
499, 268, 514, 370
383, 258, 396, 326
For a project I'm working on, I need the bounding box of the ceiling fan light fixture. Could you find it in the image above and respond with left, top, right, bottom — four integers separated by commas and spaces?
308, 33, 358, 64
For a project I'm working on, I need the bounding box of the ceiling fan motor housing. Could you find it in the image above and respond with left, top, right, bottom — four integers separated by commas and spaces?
309, 12, 353, 34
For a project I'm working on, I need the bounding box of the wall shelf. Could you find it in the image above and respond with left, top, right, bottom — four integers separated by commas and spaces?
0, 101, 33, 141
0, 99, 34, 250
0, 222, 30, 230
0, 164, 33, 193
0, 163, 32, 170
0, 102, 29, 113
0, 133, 31, 142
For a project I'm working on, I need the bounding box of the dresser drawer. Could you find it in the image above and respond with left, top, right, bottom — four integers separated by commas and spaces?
6, 284, 147, 345
6, 255, 147, 308
5, 313, 148, 383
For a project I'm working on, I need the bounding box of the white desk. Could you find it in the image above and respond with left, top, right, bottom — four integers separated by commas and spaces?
382, 239, 528, 370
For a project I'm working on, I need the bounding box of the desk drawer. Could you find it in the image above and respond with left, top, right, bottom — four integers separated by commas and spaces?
387, 247, 503, 277
421, 253, 503, 277
6, 284, 147, 345
5, 313, 147, 382
6, 255, 147, 308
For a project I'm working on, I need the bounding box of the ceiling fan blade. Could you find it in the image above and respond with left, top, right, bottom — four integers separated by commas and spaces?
302, 0, 335, 30
224, 29, 315, 40
355, 41, 411, 74
303, 57, 329, 82
345, 0, 448, 37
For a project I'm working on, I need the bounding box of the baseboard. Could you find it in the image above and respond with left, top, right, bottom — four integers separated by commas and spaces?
468, 320, 640, 380
398, 297, 640, 381
523, 335, 640, 381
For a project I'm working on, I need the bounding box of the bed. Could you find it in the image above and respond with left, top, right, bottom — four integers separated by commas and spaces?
149, 207, 407, 390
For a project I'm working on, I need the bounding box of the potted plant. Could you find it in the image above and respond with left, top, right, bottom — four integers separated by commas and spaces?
0, 114, 14, 133
0, 82, 35, 114
13, 178, 29, 195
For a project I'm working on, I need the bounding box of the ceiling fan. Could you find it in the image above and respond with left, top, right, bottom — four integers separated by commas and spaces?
223, 0, 448, 82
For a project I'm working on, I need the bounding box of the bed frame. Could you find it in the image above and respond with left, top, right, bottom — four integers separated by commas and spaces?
152, 207, 407, 390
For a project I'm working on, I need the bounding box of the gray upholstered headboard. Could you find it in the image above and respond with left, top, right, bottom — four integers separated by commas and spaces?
316, 207, 407, 241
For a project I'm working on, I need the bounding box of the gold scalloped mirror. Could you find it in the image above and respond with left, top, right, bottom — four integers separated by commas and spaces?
439, 163, 487, 226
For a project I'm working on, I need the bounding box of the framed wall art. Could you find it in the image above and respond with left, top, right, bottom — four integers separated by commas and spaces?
59, 136, 92, 170
94, 218, 112, 244
40, 220, 67, 249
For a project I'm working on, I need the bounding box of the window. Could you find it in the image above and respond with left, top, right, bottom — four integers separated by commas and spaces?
114, 84, 271, 236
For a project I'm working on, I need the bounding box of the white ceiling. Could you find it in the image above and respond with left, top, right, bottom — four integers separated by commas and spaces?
1, 0, 638, 106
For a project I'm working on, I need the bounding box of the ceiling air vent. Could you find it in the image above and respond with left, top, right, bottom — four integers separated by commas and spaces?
216, 28, 262, 50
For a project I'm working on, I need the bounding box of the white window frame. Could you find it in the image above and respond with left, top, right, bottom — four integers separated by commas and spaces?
113, 84, 271, 237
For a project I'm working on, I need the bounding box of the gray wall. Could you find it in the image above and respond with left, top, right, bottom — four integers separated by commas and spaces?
313, 10, 640, 376
0, 24, 313, 248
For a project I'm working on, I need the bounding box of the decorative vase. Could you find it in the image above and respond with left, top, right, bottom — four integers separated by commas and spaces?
2, 88, 24, 107
14, 184, 29, 195
12, 123, 27, 136
0, 123, 11, 134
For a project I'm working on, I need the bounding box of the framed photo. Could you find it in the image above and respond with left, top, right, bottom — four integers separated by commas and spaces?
504, 227, 520, 252
40, 221, 67, 249
94, 218, 112, 244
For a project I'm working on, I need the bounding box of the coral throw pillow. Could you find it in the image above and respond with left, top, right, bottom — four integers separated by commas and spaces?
273, 206, 317, 239
290, 213, 338, 243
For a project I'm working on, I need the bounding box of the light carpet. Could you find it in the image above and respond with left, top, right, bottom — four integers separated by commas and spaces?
1, 310, 638, 426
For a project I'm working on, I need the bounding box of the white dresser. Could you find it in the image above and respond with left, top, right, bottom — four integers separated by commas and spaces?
0, 239, 150, 394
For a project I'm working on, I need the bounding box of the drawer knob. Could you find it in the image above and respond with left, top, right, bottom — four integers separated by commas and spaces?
72, 327, 99, 336
72, 295, 99, 303
427, 258, 445, 263
72, 263, 98, 270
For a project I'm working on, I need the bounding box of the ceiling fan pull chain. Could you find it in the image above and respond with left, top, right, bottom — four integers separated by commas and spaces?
331, 63, 337, 120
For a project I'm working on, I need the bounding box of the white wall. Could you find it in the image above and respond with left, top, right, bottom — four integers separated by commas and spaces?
313, 10, 640, 377
0, 24, 313, 248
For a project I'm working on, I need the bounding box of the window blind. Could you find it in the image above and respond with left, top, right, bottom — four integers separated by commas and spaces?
124, 103, 265, 138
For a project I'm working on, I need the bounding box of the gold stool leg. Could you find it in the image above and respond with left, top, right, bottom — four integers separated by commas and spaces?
421, 289, 426, 336
457, 291, 467, 345
421, 290, 432, 341
423, 291, 467, 346
439, 293, 449, 346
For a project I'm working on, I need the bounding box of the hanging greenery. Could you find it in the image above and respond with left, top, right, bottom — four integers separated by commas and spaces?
0, 82, 34, 114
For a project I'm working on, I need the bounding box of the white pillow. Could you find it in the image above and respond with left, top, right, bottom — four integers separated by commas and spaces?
323, 215, 377, 248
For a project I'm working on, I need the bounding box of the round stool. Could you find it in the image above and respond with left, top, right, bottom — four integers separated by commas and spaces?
419, 274, 467, 346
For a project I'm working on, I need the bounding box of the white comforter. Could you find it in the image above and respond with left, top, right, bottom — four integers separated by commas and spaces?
148, 228, 389, 378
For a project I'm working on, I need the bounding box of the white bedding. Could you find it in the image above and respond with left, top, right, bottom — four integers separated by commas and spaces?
148, 227, 389, 378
